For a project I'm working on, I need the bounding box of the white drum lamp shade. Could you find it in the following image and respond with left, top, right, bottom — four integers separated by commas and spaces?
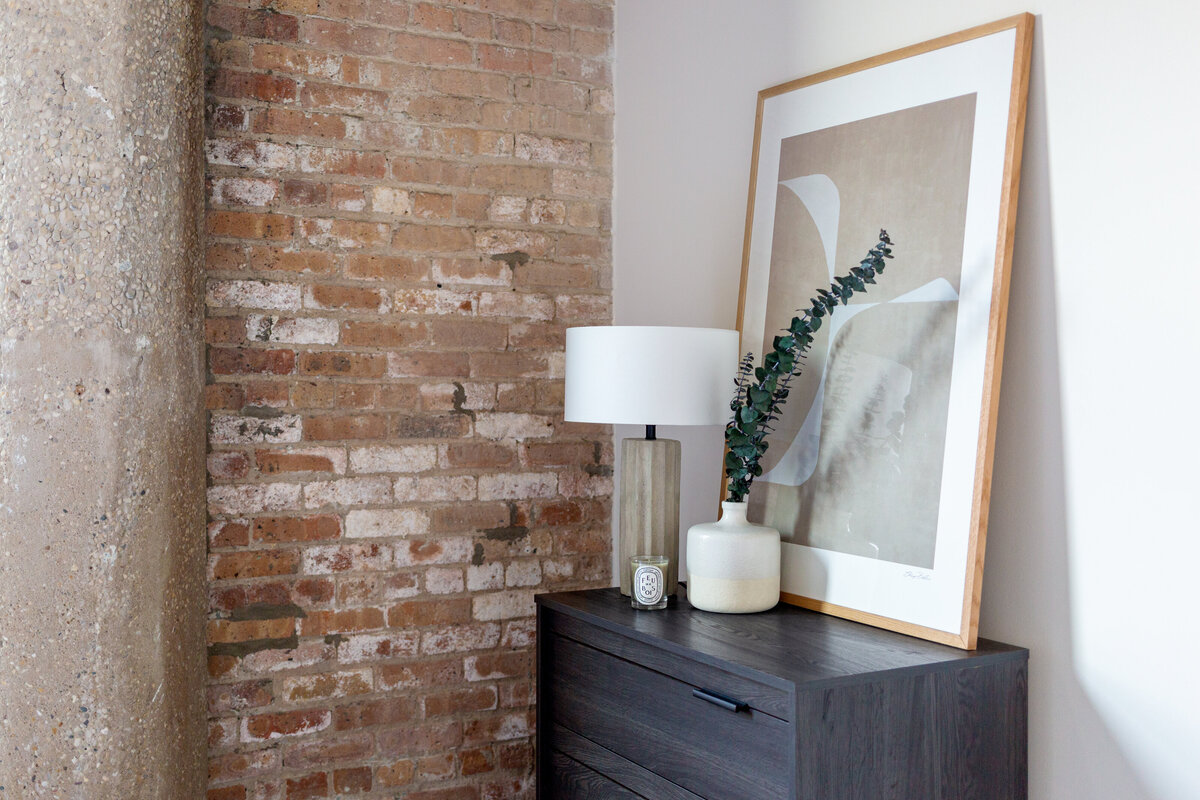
564, 326, 740, 427
564, 326, 740, 596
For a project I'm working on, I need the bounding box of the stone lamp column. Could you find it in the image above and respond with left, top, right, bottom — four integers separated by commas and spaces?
564, 326, 740, 596
0, 1, 207, 796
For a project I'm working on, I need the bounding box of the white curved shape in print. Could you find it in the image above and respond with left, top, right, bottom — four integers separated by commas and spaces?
759, 275, 961, 488
779, 175, 839, 278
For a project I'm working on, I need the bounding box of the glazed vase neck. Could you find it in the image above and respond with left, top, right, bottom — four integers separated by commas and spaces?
720, 501, 749, 525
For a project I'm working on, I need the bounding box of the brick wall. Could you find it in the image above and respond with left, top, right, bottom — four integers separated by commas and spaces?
202, 1, 614, 797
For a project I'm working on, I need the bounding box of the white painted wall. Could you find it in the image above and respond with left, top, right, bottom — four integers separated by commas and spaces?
613, 2, 1200, 799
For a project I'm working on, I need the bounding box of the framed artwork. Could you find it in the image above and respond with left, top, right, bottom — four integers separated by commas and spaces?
735, 15, 1033, 648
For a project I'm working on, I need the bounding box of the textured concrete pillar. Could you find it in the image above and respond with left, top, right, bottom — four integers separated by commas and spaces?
0, 1, 206, 797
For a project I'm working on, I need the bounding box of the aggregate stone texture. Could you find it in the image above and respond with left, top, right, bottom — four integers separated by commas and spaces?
0, 1, 208, 797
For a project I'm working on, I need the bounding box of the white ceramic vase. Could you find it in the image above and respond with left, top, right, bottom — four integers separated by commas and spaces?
686, 501, 781, 613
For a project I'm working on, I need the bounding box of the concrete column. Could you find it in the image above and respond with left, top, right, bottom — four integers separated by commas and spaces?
0, 1, 206, 797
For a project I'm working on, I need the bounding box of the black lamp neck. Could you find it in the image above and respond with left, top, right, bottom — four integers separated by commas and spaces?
645, 424, 656, 441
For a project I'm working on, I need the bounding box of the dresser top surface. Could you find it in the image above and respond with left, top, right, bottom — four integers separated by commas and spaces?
538, 588, 1026, 688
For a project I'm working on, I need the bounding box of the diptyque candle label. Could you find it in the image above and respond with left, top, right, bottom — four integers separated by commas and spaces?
633, 564, 665, 605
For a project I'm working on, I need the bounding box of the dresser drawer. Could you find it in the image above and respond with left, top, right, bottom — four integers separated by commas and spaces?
548, 750, 643, 799
545, 632, 793, 800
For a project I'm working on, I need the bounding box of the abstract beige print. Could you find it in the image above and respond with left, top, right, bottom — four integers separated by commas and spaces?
748, 93, 977, 569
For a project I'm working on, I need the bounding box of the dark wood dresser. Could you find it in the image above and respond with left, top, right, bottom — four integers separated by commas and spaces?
536, 588, 1027, 800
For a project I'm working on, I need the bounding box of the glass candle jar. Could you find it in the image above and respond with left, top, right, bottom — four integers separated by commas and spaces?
629, 554, 669, 610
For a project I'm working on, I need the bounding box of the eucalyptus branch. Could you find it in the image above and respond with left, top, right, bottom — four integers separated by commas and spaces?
724, 229, 894, 502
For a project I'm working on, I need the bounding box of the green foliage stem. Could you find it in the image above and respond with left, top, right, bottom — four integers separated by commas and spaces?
724, 230, 895, 502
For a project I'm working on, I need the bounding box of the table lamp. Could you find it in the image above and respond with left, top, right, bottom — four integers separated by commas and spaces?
564, 326, 740, 596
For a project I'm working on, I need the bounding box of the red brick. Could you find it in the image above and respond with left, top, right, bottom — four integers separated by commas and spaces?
208, 451, 251, 480
208, 69, 298, 104
301, 18, 391, 55
281, 180, 330, 207
254, 108, 346, 139
334, 696, 419, 730
301, 82, 388, 114
387, 597, 470, 627
304, 414, 389, 441
209, 550, 300, 580
252, 42, 341, 77
243, 709, 331, 742
392, 32, 473, 66
285, 772, 328, 800
391, 224, 474, 253
251, 515, 340, 542
406, 785, 479, 800
207, 617, 294, 645
424, 686, 497, 717
333, 767, 372, 794
209, 520, 251, 548
210, 347, 296, 375
306, 284, 387, 311
377, 721, 462, 757
247, 246, 337, 274
478, 45, 553, 75
300, 351, 386, 378
460, 747, 494, 775
340, 320, 427, 348
209, 749, 278, 783
376, 760, 415, 788
299, 607, 385, 636
208, 211, 295, 240
284, 733, 374, 770
207, 680, 273, 715
208, 5, 300, 39
257, 451, 341, 475
208, 786, 247, 800
444, 443, 516, 469
343, 254, 427, 282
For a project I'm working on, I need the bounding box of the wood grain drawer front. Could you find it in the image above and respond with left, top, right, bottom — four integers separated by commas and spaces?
549, 750, 644, 799
548, 633, 793, 800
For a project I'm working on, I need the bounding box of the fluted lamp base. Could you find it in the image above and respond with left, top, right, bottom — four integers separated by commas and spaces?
619, 437, 681, 596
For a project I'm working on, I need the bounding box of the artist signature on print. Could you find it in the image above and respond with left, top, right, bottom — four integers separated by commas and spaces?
903, 570, 933, 581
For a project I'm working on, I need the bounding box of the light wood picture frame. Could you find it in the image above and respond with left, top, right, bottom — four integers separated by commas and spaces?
734, 15, 1033, 649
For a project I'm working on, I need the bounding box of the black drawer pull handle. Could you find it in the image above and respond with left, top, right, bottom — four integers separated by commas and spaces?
692, 688, 748, 713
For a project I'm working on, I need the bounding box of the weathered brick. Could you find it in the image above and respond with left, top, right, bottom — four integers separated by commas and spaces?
208, 279, 303, 311
242, 709, 331, 742
280, 669, 374, 703
301, 81, 389, 114
344, 508, 428, 539
343, 254, 427, 282
477, 291, 554, 320
392, 475, 476, 503
205, 0, 612, 790
305, 284, 388, 312
387, 597, 471, 627
471, 589, 536, 621
348, 445, 437, 474
378, 721, 463, 757
421, 622, 499, 654
211, 347, 296, 375
251, 514, 341, 543
473, 412, 554, 440
208, 549, 300, 580
283, 732, 375, 768
299, 607, 385, 636
336, 631, 421, 664
304, 414, 389, 441
303, 541, 393, 574
478, 45, 553, 75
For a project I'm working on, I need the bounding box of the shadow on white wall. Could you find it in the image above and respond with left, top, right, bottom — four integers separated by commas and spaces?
981, 30, 1155, 799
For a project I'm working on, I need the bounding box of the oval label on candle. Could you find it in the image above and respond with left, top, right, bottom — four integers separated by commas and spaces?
633, 564, 664, 605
